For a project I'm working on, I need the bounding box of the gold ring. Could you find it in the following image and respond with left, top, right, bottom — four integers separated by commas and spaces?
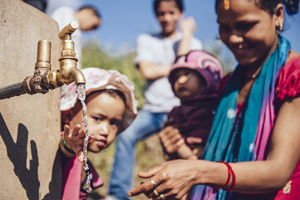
153, 189, 159, 197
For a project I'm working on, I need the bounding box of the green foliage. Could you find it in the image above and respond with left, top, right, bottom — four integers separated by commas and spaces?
82, 40, 145, 109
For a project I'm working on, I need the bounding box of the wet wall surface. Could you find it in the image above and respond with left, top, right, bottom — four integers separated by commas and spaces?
0, 0, 62, 199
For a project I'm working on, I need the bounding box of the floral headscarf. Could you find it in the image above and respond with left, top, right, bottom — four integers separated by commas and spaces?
60, 67, 138, 132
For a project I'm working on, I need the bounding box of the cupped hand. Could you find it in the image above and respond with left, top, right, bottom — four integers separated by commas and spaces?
128, 160, 199, 200
180, 17, 196, 37
63, 124, 95, 162
158, 126, 185, 155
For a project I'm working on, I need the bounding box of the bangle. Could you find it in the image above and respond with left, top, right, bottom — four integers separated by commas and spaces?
63, 138, 76, 154
227, 163, 236, 191
216, 161, 231, 189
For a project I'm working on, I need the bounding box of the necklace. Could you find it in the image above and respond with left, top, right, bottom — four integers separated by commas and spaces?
245, 73, 258, 79
245, 67, 261, 80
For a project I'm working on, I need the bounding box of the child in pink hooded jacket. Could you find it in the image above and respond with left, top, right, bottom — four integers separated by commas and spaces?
159, 50, 223, 160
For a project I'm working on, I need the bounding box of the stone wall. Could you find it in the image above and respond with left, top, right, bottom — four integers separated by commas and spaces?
0, 0, 61, 199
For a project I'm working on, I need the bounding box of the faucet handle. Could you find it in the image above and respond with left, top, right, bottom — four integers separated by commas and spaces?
58, 21, 79, 39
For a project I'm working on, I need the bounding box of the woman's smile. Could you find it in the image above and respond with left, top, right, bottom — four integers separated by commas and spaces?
231, 46, 252, 57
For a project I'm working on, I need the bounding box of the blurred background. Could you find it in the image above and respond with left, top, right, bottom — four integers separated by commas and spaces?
46, 1, 300, 199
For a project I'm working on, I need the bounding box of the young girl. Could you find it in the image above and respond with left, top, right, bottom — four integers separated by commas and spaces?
59, 68, 137, 200
159, 50, 223, 160
128, 0, 300, 200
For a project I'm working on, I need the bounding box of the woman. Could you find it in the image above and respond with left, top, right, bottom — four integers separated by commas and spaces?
127, 0, 300, 199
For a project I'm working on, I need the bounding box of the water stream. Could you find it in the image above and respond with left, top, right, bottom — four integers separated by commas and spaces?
76, 84, 93, 193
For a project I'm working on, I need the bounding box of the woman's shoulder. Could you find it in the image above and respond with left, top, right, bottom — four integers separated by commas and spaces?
286, 50, 300, 63
276, 51, 300, 101
280, 50, 300, 75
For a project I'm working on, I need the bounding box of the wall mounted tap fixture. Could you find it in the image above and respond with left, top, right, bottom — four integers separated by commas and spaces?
0, 21, 86, 100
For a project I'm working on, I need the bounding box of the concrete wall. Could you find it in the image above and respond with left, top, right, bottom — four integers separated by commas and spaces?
0, 0, 62, 199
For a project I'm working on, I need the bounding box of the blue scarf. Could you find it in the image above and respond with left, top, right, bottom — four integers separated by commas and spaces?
190, 36, 290, 200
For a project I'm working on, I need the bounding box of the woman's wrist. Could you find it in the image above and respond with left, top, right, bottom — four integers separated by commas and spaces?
192, 160, 229, 187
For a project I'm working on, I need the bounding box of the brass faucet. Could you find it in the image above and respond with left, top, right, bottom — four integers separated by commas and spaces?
22, 21, 86, 95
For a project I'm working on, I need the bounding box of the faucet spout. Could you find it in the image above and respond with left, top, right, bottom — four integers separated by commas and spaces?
47, 21, 86, 88
71, 67, 86, 85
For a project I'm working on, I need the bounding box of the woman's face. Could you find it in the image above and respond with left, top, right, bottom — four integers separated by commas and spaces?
217, 0, 282, 67
70, 91, 125, 153
173, 68, 204, 99
156, 1, 182, 36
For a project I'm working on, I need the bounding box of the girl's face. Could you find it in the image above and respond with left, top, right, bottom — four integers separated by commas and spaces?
173, 68, 204, 99
69, 91, 125, 153
217, 0, 283, 67
156, 1, 182, 36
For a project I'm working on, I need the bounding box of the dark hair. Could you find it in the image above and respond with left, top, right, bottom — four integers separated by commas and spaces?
153, 0, 184, 14
215, 0, 299, 15
78, 5, 101, 18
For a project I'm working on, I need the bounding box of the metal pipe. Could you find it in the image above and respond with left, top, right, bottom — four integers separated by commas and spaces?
0, 82, 26, 100
0, 21, 85, 100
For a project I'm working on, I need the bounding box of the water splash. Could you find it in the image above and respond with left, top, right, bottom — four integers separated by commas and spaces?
76, 84, 93, 193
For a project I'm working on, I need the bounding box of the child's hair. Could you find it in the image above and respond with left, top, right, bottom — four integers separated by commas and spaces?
153, 0, 184, 14
60, 68, 138, 132
215, 0, 299, 15
169, 50, 223, 97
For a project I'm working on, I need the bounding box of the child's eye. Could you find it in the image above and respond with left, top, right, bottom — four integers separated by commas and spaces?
157, 12, 164, 17
94, 117, 102, 122
110, 121, 119, 127
185, 72, 192, 76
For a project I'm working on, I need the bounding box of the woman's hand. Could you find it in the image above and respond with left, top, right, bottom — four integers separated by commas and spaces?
158, 126, 185, 155
128, 160, 200, 200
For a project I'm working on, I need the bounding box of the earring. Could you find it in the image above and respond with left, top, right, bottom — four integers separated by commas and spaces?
277, 24, 283, 33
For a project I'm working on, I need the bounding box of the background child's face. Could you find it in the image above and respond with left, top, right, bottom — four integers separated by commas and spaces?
156, 1, 182, 35
173, 68, 204, 99
69, 91, 125, 153
79, 8, 101, 31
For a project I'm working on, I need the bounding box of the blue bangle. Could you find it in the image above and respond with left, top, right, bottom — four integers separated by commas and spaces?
63, 138, 76, 154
